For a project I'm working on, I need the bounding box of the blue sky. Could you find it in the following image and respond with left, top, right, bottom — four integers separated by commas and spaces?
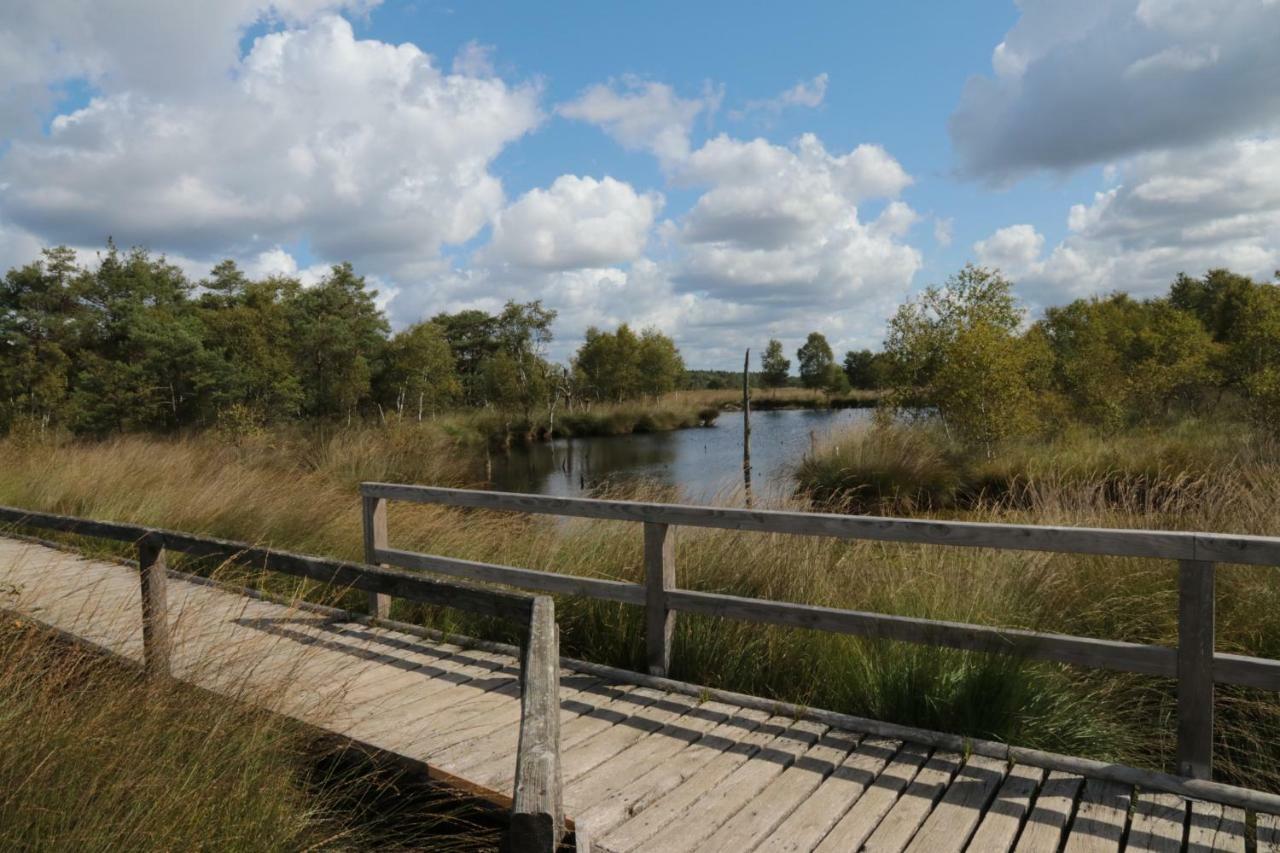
2, 1, 1279, 366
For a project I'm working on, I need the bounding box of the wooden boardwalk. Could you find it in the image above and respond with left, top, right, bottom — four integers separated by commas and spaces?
3, 536, 1279, 853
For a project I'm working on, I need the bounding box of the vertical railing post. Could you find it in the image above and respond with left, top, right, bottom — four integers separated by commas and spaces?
137, 534, 171, 679
644, 522, 677, 677
362, 494, 390, 619
1177, 559, 1214, 779
509, 596, 563, 852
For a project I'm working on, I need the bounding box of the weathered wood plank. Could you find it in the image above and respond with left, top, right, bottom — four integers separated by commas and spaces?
1184, 800, 1242, 853
359, 484, 1280, 564
559, 689, 702, 784
1258, 812, 1280, 853
666, 588, 1175, 677
562, 699, 738, 815
509, 596, 563, 852
570, 706, 774, 841
754, 735, 900, 853
697, 726, 859, 851
375, 546, 645, 606
1013, 771, 1084, 853
1177, 560, 1214, 779
1124, 791, 1185, 852
1063, 778, 1132, 853
904, 753, 1008, 853
643, 521, 676, 676
813, 742, 931, 852
593, 714, 796, 852
964, 763, 1046, 853
633, 718, 827, 853
859, 749, 963, 853
361, 494, 391, 619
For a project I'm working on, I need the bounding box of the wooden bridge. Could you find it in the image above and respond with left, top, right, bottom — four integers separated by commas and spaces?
3, 483, 1280, 851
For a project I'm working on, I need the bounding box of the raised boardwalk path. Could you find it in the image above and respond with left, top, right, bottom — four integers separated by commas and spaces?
4, 486, 1280, 851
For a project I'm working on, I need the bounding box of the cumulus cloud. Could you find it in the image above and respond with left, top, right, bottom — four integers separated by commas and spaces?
557, 77, 722, 165
974, 137, 1280, 306
483, 175, 661, 271
0, 15, 541, 298
951, 0, 1280, 181
671, 134, 919, 306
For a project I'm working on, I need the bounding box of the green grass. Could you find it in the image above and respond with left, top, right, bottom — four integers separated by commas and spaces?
1, 422, 1278, 794
0, 614, 505, 851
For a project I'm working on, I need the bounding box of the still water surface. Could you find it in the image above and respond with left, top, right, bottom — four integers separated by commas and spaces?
488, 407, 873, 502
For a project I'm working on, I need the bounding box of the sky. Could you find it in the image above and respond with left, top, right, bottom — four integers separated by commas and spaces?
1, 1, 1279, 367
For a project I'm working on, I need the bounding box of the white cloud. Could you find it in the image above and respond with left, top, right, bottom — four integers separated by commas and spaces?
483, 175, 661, 271
974, 137, 1280, 306
733, 73, 829, 118
557, 77, 722, 165
933, 217, 955, 247
951, 0, 1280, 181
0, 15, 541, 308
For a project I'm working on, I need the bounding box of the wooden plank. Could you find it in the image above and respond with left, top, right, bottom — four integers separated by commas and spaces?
1014, 771, 1084, 853
696, 726, 859, 851
963, 763, 1046, 853
1063, 778, 1131, 853
643, 521, 676, 676
665, 589, 1175, 677
905, 753, 1009, 853
559, 689, 703, 784
358, 484, 1280, 563
813, 742, 932, 852
509, 596, 563, 852
632, 718, 827, 853
1258, 812, 1280, 853
754, 736, 901, 853
858, 749, 963, 853
362, 494, 390, 619
1184, 801, 1242, 853
563, 699, 738, 815
1177, 560, 1214, 779
570, 706, 774, 840
375, 546, 645, 606
594, 714, 796, 852
1124, 791, 1185, 852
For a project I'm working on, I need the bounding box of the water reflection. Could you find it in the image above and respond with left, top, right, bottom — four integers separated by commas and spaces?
488, 407, 873, 502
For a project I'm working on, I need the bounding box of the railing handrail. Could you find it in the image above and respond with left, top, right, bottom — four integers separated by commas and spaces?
362, 481, 1280, 785
360, 482, 1280, 566
0, 503, 565, 853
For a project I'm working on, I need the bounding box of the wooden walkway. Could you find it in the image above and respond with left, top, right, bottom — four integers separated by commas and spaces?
3, 536, 1279, 853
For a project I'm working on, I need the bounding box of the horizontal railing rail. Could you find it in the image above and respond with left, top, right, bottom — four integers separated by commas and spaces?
0, 504, 564, 853
361, 481, 1280, 784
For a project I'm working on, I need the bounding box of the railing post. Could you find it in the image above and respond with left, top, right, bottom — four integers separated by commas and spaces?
509, 596, 563, 852
644, 522, 676, 677
362, 494, 391, 619
1177, 559, 1214, 779
137, 534, 171, 679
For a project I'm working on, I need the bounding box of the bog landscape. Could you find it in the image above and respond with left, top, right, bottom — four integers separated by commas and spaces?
3, 3, 1280, 851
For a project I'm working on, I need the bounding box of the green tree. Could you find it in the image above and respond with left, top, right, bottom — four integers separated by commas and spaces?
432, 309, 499, 406
760, 339, 791, 388
573, 324, 644, 402
843, 349, 887, 390
636, 329, 685, 397
287, 262, 389, 420
885, 264, 1044, 451
796, 332, 835, 390
378, 321, 460, 419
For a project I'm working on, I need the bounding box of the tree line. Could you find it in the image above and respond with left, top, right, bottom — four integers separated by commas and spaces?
0, 243, 684, 435
879, 264, 1280, 452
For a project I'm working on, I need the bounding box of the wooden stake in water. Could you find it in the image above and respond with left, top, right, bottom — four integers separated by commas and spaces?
743, 348, 752, 505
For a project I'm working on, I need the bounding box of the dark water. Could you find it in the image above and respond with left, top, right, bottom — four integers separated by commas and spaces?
488, 407, 873, 502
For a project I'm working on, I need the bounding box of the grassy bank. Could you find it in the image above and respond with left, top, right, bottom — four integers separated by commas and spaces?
1, 425, 1278, 794
671, 387, 881, 411
0, 613, 500, 851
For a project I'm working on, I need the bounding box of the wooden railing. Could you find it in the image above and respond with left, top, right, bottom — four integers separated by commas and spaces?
0, 505, 564, 853
361, 482, 1280, 784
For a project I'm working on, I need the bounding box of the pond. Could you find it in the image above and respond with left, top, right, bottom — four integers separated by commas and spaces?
487, 407, 874, 502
